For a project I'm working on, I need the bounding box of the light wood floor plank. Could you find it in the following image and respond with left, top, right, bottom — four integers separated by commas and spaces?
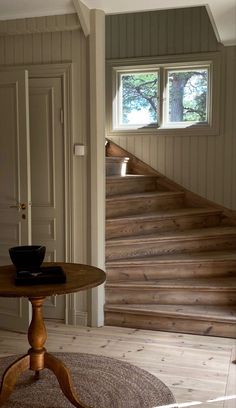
0, 323, 235, 408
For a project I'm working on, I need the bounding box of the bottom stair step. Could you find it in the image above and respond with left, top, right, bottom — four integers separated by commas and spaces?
104, 304, 236, 338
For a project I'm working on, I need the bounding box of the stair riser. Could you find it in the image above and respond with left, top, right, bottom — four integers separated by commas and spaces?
106, 236, 236, 261
106, 195, 184, 218
106, 288, 236, 305
106, 178, 159, 196
106, 262, 236, 281
106, 158, 129, 177
106, 213, 222, 239
105, 312, 236, 338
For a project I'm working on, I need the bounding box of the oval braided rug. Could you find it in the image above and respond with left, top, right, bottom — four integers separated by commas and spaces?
0, 353, 175, 408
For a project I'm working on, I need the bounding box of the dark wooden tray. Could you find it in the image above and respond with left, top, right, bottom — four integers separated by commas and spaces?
14, 266, 66, 285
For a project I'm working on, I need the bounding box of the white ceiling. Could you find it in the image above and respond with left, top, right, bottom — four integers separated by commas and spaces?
0, 0, 235, 45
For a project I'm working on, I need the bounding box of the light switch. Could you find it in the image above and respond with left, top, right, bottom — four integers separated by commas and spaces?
74, 144, 85, 156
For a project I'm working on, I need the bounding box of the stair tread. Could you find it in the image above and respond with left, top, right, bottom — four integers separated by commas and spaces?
106, 157, 129, 161
106, 174, 158, 180
105, 304, 236, 322
106, 249, 236, 266
106, 226, 236, 244
106, 190, 183, 202
106, 207, 222, 221
106, 276, 236, 289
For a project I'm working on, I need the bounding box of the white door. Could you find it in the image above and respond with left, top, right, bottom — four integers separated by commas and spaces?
0, 70, 32, 332
29, 77, 66, 321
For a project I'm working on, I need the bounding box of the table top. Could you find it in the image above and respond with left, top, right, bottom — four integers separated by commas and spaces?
0, 263, 106, 298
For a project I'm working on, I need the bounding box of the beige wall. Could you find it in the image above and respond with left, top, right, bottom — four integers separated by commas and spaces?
106, 7, 236, 211
0, 14, 90, 324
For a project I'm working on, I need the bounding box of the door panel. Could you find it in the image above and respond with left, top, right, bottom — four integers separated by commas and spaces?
29, 77, 65, 320
0, 71, 31, 332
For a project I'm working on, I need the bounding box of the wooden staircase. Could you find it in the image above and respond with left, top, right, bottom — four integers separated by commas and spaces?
105, 140, 236, 338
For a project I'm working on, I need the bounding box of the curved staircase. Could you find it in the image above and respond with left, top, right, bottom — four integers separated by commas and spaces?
105, 140, 236, 338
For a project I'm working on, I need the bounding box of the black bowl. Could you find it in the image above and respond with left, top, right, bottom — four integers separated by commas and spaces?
9, 245, 46, 270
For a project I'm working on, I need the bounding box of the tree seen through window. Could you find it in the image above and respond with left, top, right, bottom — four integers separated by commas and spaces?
120, 72, 158, 126
167, 69, 208, 123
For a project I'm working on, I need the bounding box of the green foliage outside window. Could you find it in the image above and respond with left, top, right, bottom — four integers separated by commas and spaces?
168, 69, 208, 123
120, 72, 158, 125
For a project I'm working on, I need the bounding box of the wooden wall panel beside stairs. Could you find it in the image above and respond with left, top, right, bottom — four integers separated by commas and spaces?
105, 140, 236, 338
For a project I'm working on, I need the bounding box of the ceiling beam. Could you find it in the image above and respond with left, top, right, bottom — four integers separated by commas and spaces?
73, 0, 90, 37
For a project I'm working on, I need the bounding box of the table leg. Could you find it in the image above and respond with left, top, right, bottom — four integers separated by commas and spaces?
0, 354, 30, 405
28, 297, 91, 408
0, 297, 91, 408
44, 353, 91, 408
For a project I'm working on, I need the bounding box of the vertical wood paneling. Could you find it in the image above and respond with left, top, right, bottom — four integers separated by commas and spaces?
157, 136, 165, 174
14, 35, 24, 65
174, 136, 182, 184
51, 32, 61, 62
206, 136, 215, 201
106, 7, 219, 59
119, 15, 127, 59
200, 9, 209, 52
5, 37, 14, 65
175, 9, 184, 55
191, 7, 201, 52
158, 11, 168, 56
126, 14, 135, 58
105, 15, 111, 58
134, 13, 143, 57
150, 12, 158, 56
41, 32, 52, 63
181, 136, 191, 189
183, 8, 192, 54
223, 47, 235, 209
0, 38, 4, 65
110, 15, 119, 60
23, 34, 33, 64
197, 137, 207, 197
61, 31, 72, 61
232, 50, 236, 210
106, 7, 236, 211
167, 9, 176, 55
142, 13, 151, 57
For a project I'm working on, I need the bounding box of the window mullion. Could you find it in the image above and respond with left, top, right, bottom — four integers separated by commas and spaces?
159, 66, 165, 128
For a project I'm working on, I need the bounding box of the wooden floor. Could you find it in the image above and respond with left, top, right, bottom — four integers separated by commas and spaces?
0, 322, 235, 408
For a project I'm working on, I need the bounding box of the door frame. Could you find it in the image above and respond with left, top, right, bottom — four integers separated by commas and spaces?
1, 63, 73, 324
30, 64, 73, 324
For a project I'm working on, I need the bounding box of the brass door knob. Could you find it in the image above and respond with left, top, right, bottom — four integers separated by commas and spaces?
9, 203, 27, 210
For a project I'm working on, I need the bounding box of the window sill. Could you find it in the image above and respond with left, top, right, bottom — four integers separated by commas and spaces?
107, 123, 219, 137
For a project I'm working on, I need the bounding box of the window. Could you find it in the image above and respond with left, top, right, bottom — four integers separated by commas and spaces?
165, 67, 208, 126
118, 70, 159, 128
107, 54, 220, 136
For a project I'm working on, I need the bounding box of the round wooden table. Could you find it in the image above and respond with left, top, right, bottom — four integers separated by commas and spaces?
0, 262, 106, 408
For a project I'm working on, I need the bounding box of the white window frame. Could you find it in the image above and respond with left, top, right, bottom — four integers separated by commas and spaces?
106, 52, 220, 137
114, 66, 160, 130
163, 64, 210, 128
